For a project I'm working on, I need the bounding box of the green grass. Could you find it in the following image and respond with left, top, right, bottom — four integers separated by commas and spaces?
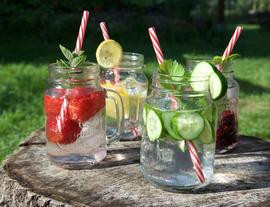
0, 23, 270, 163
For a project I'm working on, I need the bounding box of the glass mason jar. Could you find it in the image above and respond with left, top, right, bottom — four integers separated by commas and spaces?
44, 63, 123, 169
216, 64, 239, 153
100, 52, 148, 140
140, 71, 217, 191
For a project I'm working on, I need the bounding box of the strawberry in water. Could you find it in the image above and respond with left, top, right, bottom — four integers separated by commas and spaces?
68, 87, 105, 123
46, 116, 81, 144
44, 88, 67, 116
46, 98, 81, 144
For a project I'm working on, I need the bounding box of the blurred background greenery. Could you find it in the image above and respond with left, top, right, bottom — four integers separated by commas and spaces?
0, 0, 270, 162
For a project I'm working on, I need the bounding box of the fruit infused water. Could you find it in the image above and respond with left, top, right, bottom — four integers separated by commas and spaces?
44, 60, 107, 169
44, 13, 124, 168
141, 61, 218, 191
44, 41, 124, 169
96, 38, 148, 140
140, 27, 223, 191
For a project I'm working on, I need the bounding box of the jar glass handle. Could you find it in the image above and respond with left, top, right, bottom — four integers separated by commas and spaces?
105, 89, 124, 144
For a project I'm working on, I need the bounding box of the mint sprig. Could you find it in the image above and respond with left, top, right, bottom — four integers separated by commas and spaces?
159, 59, 185, 77
212, 53, 240, 65
56, 45, 87, 68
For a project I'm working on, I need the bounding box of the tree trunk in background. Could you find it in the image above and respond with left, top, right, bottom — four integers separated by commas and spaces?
217, 0, 225, 24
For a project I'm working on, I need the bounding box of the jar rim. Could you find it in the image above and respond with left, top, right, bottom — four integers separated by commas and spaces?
155, 70, 210, 81
102, 52, 144, 70
186, 58, 234, 73
48, 62, 100, 75
151, 71, 210, 96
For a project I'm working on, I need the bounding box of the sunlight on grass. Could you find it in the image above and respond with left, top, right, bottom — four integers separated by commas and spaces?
0, 63, 47, 162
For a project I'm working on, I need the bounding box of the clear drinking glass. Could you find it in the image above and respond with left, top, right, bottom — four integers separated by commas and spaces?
44, 62, 123, 169
100, 52, 148, 140
140, 70, 217, 191
216, 64, 239, 153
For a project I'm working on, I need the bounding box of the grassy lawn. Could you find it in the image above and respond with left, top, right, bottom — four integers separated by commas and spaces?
0, 23, 270, 163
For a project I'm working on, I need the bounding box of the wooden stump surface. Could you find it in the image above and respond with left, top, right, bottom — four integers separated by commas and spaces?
1, 129, 270, 207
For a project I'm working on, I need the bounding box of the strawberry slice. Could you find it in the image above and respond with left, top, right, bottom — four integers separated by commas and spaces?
68, 87, 105, 123
44, 88, 67, 116
46, 115, 81, 144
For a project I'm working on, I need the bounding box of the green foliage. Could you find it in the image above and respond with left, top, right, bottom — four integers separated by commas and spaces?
159, 59, 185, 76
0, 0, 218, 38
232, 0, 270, 14
57, 45, 87, 67
212, 53, 241, 65
0, 63, 47, 162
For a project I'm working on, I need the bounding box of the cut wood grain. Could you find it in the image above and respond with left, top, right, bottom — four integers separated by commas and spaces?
1, 129, 270, 207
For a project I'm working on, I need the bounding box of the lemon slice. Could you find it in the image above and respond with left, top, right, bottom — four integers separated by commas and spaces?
96, 40, 123, 68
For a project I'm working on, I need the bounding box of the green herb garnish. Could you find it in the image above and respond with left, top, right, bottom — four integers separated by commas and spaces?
160, 59, 185, 76
56, 45, 87, 68
212, 53, 240, 65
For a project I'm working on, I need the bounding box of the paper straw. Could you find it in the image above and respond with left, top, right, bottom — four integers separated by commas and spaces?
148, 26, 205, 183
99, 21, 120, 83
148, 27, 178, 109
187, 141, 205, 183
100, 22, 110, 40
75, 10, 90, 53
222, 26, 243, 61
148, 27, 164, 65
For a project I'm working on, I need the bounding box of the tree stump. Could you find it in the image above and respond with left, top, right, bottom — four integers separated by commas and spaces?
1, 129, 270, 207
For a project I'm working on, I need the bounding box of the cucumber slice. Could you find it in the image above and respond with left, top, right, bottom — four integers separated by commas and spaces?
191, 61, 227, 100
146, 109, 163, 141
172, 112, 204, 140
202, 106, 213, 123
209, 70, 227, 100
178, 140, 186, 152
143, 104, 149, 125
162, 112, 183, 140
191, 61, 215, 91
198, 119, 214, 144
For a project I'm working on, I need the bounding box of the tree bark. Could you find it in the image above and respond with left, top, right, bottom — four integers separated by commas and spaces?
1, 129, 270, 207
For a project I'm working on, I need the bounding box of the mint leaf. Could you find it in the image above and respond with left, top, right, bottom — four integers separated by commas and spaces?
76, 50, 85, 56
57, 59, 69, 67
226, 53, 240, 62
56, 44, 87, 68
169, 60, 185, 77
159, 59, 172, 74
212, 56, 222, 64
159, 59, 185, 77
212, 54, 240, 65
59, 45, 74, 62
71, 55, 87, 67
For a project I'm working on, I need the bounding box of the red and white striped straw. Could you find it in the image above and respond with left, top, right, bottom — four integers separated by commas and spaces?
222, 26, 243, 61
187, 141, 205, 183
148, 26, 205, 183
148, 27, 178, 109
99, 21, 120, 83
100, 21, 110, 40
74, 10, 90, 53
148, 27, 164, 65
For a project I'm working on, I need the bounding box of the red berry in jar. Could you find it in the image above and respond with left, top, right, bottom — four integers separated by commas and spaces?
68, 87, 105, 123
46, 115, 81, 144
44, 88, 67, 116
